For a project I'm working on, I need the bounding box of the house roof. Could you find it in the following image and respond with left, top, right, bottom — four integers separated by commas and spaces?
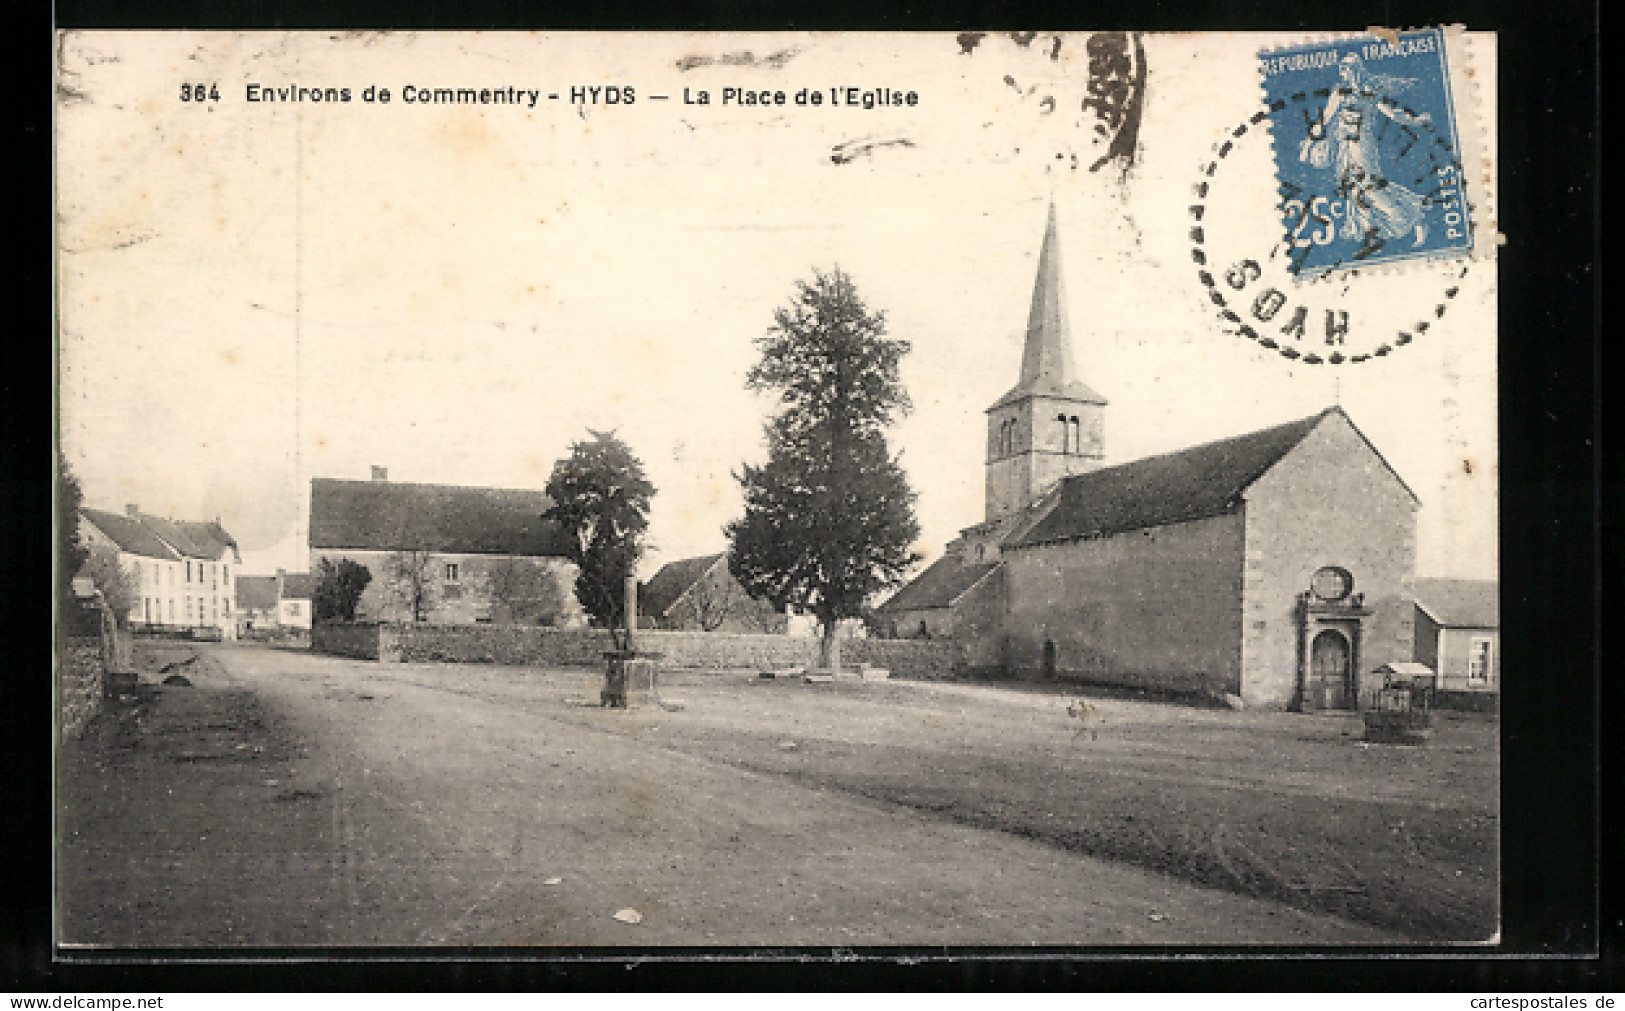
640, 552, 726, 618
875, 555, 1001, 614
137, 513, 239, 560
80, 508, 179, 560
235, 575, 279, 610
1414, 578, 1499, 628
281, 572, 316, 600
1010, 409, 1340, 547
308, 478, 571, 556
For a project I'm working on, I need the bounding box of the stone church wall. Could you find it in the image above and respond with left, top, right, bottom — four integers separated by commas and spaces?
999, 512, 1247, 693
1240, 412, 1419, 708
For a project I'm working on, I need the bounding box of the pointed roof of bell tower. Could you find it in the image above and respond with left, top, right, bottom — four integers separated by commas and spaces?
990, 201, 1107, 410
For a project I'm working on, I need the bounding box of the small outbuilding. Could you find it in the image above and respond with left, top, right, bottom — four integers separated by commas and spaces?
1413, 578, 1499, 693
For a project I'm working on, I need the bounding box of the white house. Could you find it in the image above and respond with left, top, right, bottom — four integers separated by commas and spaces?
78, 505, 240, 639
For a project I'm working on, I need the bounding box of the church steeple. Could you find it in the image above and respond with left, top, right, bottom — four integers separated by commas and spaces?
984, 201, 1108, 523
997, 202, 1107, 409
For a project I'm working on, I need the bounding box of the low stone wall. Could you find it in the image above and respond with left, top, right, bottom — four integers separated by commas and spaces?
386, 624, 613, 667
1432, 688, 1499, 714
59, 636, 105, 740
319, 621, 960, 680
844, 638, 961, 681
313, 621, 383, 660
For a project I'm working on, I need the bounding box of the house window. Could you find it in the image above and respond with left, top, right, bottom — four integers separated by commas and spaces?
1468, 637, 1494, 683
444, 562, 460, 583
186, 561, 192, 583
168, 600, 176, 620
1068, 416, 1081, 454
288, 602, 301, 617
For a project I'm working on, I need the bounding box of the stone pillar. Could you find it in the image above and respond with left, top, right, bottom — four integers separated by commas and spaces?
623, 575, 638, 651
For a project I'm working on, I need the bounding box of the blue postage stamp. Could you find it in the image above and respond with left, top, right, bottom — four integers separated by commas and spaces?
1260, 28, 1472, 277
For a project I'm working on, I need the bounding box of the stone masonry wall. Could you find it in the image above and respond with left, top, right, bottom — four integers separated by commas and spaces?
59, 637, 105, 740
312, 621, 383, 660
315, 621, 959, 680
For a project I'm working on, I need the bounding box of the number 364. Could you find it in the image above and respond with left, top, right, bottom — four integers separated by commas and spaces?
179, 83, 221, 102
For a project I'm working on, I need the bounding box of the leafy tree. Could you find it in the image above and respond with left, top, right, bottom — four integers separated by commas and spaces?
80, 543, 137, 628
484, 556, 569, 626
726, 267, 920, 671
57, 454, 91, 632
314, 557, 373, 622
544, 430, 655, 645
385, 549, 438, 622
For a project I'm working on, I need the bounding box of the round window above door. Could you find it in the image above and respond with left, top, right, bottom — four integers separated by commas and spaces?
1310, 566, 1354, 602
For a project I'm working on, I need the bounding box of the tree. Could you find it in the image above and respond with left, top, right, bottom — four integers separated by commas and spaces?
544, 430, 655, 646
80, 543, 137, 628
484, 556, 568, 626
314, 557, 373, 622
726, 267, 921, 672
58, 454, 91, 632
384, 549, 438, 622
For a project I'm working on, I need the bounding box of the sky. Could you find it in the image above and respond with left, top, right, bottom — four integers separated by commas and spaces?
56, 31, 1498, 582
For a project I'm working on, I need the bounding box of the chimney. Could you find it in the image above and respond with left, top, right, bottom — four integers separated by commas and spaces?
371, 466, 389, 482
125, 503, 140, 517
276, 568, 286, 594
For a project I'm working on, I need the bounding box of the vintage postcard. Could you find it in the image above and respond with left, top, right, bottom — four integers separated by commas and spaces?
55, 31, 1498, 950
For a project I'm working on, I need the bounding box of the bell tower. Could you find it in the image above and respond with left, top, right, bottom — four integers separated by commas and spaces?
985, 202, 1107, 522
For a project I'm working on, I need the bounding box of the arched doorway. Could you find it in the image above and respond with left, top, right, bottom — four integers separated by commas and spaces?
1309, 629, 1353, 710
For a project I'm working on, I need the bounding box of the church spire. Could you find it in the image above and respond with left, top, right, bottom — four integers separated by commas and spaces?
992, 202, 1106, 409
1018, 201, 1076, 394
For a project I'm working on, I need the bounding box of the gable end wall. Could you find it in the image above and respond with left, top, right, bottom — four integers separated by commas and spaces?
1240, 411, 1418, 708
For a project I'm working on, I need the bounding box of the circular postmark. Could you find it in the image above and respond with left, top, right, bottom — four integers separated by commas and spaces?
1190, 93, 1475, 365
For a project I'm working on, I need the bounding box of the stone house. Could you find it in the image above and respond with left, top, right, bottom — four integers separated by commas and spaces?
1413, 577, 1499, 692
78, 505, 240, 639
639, 551, 786, 633
307, 469, 583, 626
878, 203, 1420, 709
234, 575, 280, 633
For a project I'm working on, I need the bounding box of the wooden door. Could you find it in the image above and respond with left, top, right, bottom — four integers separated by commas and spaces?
1310, 629, 1353, 709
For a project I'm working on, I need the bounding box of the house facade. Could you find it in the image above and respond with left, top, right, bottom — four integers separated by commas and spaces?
1413, 577, 1499, 692
278, 570, 315, 632
877, 203, 1419, 709
78, 505, 240, 639
308, 470, 583, 626
235, 575, 280, 633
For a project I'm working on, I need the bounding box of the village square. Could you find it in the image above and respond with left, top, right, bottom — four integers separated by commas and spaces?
54, 33, 1501, 949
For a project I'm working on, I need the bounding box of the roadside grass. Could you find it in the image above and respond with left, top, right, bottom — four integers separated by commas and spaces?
540, 671, 1498, 943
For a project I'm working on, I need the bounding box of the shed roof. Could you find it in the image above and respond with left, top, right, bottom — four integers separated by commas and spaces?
235, 575, 279, 610
640, 552, 726, 618
80, 508, 180, 560
1414, 578, 1499, 628
309, 478, 570, 557
280, 572, 316, 600
1011, 408, 1356, 547
876, 555, 1001, 614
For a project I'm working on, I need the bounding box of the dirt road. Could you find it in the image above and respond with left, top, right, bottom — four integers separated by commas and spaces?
58, 644, 1398, 947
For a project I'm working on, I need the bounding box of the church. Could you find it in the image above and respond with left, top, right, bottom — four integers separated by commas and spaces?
877, 205, 1420, 710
